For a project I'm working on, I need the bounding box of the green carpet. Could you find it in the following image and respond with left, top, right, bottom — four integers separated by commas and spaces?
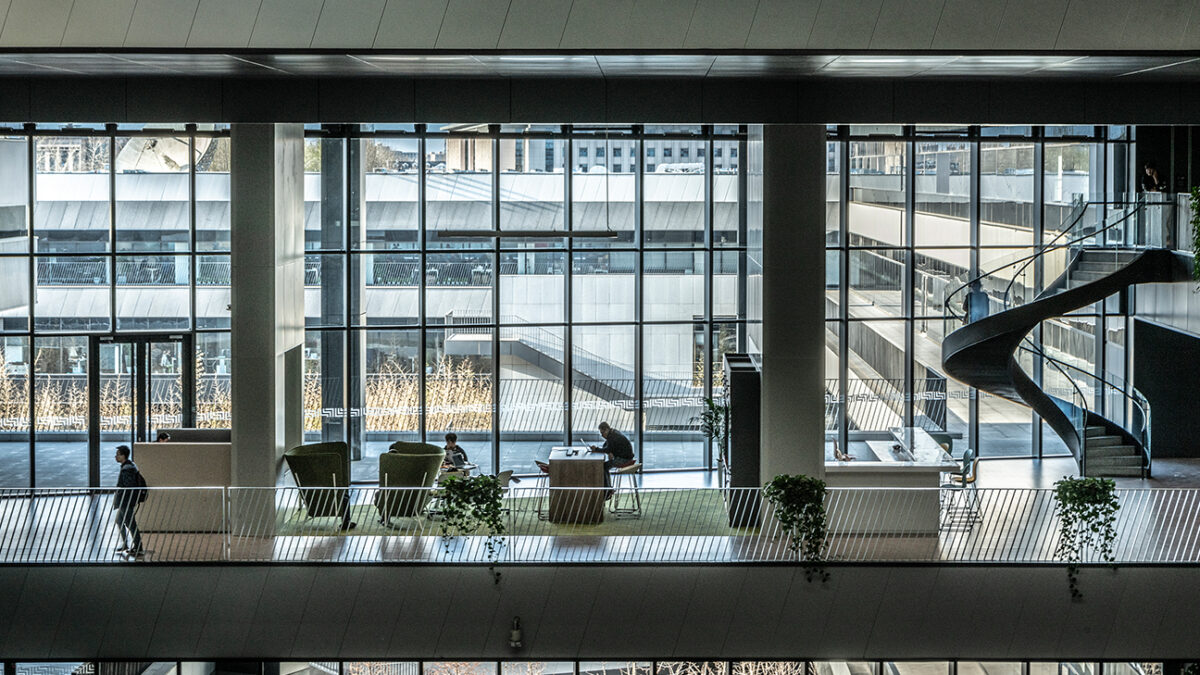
273, 489, 762, 537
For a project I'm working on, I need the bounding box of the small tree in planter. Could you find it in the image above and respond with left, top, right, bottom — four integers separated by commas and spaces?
438, 473, 506, 584
696, 398, 730, 487
762, 474, 829, 582
1052, 476, 1119, 599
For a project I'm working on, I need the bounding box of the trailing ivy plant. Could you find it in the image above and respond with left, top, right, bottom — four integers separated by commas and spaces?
1189, 187, 1200, 283
762, 474, 829, 582
438, 473, 507, 584
1052, 476, 1119, 599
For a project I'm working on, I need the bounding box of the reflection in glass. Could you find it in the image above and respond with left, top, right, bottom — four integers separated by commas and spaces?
426, 136, 494, 247
362, 137, 420, 250
115, 135, 191, 252
35, 256, 111, 332
849, 139, 905, 246
115, 254, 190, 331
573, 139, 636, 246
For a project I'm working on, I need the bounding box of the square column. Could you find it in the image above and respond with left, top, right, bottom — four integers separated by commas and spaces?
230, 124, 305, 487
757, 125, 827, 481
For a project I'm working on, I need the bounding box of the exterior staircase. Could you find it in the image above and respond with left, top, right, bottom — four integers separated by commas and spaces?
941, 198, 1192, 478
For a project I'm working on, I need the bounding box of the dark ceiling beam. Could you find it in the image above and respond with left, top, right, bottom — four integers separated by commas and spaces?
0, 76, 1196, 124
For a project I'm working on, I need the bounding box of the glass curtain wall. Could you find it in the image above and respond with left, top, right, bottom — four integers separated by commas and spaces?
305, 124, 746, 481
0, 123, 231, 488
826, 126, 1134, 458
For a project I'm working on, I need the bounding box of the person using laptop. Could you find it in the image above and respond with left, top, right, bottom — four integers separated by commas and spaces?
442, 432, 471, 472
589, 421, 635, 497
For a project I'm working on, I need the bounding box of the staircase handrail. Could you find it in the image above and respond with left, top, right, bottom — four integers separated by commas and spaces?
942, 197, 1152, 322
1016, 338, 1151, 472
1015, 337, 1091, 473
1000, 197, 1155, 311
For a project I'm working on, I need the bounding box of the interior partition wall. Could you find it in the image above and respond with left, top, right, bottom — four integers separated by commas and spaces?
303, 124, 747, 482
825, 125, 1136, 459
0, 123, 231, 488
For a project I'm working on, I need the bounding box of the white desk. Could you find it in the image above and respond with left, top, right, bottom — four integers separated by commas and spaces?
824, 428, 958, 534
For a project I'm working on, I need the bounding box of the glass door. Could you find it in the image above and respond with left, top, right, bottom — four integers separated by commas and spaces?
89, 334, 193, 486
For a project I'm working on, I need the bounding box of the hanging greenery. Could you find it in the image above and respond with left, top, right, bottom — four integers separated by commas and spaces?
1052, 476, 1119, 599
1189, 187, 1200, 282
762, 474, 829, 582
438, 474, 507, 584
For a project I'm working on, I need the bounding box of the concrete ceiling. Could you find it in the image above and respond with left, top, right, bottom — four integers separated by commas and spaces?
0, 0, 1198, 52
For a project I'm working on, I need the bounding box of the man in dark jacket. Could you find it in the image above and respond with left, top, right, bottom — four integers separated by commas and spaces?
113, 445, 144, 557
591, 421, 635, 494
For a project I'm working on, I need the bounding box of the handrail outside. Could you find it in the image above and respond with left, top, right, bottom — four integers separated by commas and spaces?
4, 485, 1200, 564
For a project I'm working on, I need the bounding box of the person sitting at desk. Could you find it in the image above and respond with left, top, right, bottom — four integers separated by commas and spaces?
442, 432, 471, 472
590, 421, 635, 496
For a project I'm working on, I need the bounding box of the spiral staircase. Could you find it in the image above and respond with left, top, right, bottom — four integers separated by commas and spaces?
941, 197, 1193, 477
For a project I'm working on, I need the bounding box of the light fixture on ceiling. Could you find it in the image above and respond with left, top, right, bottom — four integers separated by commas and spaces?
436, 128, 620, 239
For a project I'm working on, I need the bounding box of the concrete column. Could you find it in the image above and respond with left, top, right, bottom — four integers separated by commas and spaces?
230, 124, 305, 487
759, 125, 826, 482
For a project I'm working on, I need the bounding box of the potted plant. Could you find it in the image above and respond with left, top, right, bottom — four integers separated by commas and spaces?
1052, 476, 1119, 599
762, 474, 829, 582
696, 397, 730, 487
438, 473, 506, 583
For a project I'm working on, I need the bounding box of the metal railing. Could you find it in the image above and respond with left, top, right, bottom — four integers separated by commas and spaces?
4, 485, 1200, 564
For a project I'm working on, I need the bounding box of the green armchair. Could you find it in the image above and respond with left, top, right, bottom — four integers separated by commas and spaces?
283, 441, 355, 529
374, 441, 445, 524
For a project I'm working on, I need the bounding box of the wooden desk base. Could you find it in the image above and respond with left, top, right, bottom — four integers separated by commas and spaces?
548, 452, 605, 524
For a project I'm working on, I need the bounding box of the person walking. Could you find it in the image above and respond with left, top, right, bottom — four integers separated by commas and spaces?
113, 445, 145, 558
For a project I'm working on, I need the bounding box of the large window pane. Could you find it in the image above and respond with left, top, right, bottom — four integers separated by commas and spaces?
849, 139, 905, 246
115, 254, 190, 331
115, 135, 191, 252
714, 139, 740, 245
426, 252, 493, 325
499, 137, 565, 244
357, 329, 420, 482
981, 141, 1035, 246
914, 141, 970, 246
501, 251, 564, 324
645, 138, 705, 246
643, 323, 705, 469
571, 325, 635, 437
426, 135, 493, 248
356, 252, 419, 326
572, 251, 634, 322
35, 255, 110, 332
0, 135, 30, 332
195, 136, 230, 251
0, 335, 30, 487
644, 250, 704, 321
362, 137, 419, 250
499, 325, 564, 473
33, 336, 88, 487
195, 254, 230, 330
849, 249, 906, 319
844, 320, 906, 433
572, 138, 636, 246
195, 332, 231, 429
306, 253, 345, 328
826, 140, 840, 246
426, 327, 494, 476
35, 136, 110, 253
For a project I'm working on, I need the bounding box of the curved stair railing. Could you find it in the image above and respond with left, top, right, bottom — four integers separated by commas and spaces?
940, 195, 1187, 476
